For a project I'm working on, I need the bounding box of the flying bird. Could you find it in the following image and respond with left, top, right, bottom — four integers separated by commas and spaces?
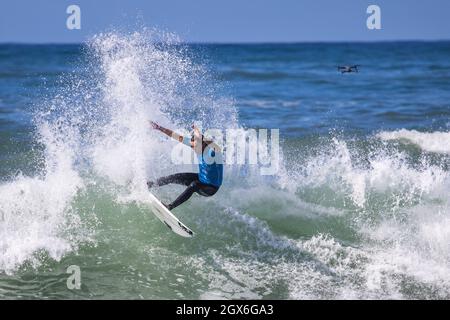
337, 65, 361, 74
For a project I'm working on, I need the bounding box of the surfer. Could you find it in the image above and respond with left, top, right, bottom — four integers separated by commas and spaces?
147, 121, 223, 210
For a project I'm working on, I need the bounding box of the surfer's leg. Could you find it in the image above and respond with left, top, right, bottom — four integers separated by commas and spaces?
196, 183, 219, 197
147, 173, 198, 189
167, 181, 200, 210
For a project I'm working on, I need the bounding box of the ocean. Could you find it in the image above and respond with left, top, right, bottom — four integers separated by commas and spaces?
0, 32, 449, 299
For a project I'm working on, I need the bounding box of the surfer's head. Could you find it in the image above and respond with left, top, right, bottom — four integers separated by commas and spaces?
190, 125, 215, 151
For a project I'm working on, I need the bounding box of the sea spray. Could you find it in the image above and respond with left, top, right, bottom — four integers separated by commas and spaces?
0, 120, 90, 274
277, 134, 450, 298
378, 129, 450, 155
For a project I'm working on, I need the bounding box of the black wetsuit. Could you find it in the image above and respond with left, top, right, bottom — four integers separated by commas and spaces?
148, 140, 223, 210
147, 173, 219, 210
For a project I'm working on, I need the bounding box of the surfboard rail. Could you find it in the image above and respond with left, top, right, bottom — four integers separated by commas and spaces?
147, 192, 194, 238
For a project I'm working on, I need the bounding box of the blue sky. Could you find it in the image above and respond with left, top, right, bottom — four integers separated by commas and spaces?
0, 0, 449, 43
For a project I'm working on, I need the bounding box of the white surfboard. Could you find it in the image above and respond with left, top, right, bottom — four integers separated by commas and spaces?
147, 192, 194, 237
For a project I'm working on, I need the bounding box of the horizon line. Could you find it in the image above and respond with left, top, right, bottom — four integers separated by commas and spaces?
1, 38, 450, 46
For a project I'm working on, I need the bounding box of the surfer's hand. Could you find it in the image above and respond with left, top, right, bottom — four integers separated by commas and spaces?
149, 121, 159, 130
192, 124, 201, 138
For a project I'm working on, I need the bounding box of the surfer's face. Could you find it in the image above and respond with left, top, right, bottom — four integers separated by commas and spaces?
191, 134, 210, 152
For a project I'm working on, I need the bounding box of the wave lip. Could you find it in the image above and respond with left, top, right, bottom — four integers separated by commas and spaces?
378, 129, 450, 154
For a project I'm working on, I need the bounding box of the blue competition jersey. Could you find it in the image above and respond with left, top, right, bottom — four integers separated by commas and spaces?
197, 148, 223, 187
182, 136, 223, 187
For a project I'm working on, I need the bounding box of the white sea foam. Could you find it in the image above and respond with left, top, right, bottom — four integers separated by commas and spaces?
378, 129, 450, 154
276, 137, 450, 297
0, 122, 92, 274
292, 138, 448, 208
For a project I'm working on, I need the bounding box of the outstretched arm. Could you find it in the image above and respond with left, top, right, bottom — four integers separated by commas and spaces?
149, 121, 188, 145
